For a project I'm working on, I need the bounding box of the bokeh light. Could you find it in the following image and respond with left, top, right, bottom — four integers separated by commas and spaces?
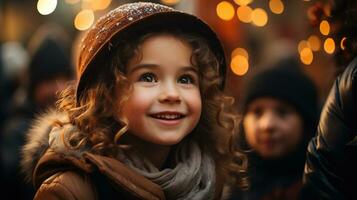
319, 20, 330, 36
307, 35, 321, 51
340, 37, 347, 50
65, 0, 80, 4
233, 0, 253, 6
251, 8, 268, 27
300, 47, 313, 65
324, 38, 335, 54
161, 0, 181, 6
231, 47, 249, 60
231, 55, 249, 76
217, 1, 235, 21
37, 0, 57, 15
91, 0, 112, 10
269, 0, 284, 14
298, 40, 309, 53
237, 6, 252, 23
74, 9, 95, 31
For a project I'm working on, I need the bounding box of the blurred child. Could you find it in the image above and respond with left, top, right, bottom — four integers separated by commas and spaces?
21, 2, 247, 200
229, 59, 319, 200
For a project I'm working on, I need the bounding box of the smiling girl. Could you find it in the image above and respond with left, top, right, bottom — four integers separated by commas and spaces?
21, 2, 247, 200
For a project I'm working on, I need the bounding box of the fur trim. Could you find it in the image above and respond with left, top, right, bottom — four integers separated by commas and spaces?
21, 109, 68, 182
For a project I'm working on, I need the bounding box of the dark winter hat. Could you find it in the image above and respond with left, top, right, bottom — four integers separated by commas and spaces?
241, 59, 318, 129
76, 2, 227, 101
29, 38, 73, 84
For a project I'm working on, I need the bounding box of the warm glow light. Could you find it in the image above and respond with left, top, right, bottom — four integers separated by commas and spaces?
300, 47, 313, 65
231, 55, 249, 76
161, 0, 181, 6
217, 1, 235, 21
324, 38, 335, 54
319, 20, 330, 36
233, 0, 253, 6
74, 9, 95, 31
232, 47, 249, 60
308, 35, 321, 51
340, 37, 347, 50
237, 6, 252, 23
65, 0, 80, 4
91, 0, 112, 10
251, 8, 268, 27
298, 40, 310, 53
269, 0, 284, 14
37, 0, 57, 15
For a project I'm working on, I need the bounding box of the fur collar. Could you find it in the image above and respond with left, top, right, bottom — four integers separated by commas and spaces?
21, 109, 69, 182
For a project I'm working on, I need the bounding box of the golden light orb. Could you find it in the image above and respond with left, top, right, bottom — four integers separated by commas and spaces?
300, 47, 313, 65
217, 1, 235, 21
298, 40, 310, 53
319, 20, 330, 36
74, 9, 95, 31
237, 6, 252, 23
37, 0, 57, 15
269, 0, 284, 14
161, 0, 181, 6
324, 38, 335, 54
233, 0, 253, 6
231, 47, 249, 60
340, 37, 347, 50
231, 55, 249, 76
251, 8, 268, 27
307, 35, 321, 51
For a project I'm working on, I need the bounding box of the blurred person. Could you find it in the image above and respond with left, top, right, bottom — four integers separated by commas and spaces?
0, 23, 74, 199
302, 0, 357, 199
228, 59, 319, 200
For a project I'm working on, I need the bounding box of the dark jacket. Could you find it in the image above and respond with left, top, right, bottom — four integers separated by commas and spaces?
302, 57, 357, 200
21, 111, 224, 200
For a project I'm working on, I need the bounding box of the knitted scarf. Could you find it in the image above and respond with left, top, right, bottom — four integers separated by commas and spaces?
116, 139, 216, 200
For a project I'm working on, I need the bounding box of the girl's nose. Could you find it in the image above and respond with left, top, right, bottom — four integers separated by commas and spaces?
158, 82, 181, 104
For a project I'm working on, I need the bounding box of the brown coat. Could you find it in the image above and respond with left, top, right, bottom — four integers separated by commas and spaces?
21, 111, 224, 200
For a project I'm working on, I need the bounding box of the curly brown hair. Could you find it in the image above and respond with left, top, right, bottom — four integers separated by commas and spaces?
57, 27, 248, 189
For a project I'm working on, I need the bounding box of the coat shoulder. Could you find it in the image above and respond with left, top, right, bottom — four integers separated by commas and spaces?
34, 170, 96, 200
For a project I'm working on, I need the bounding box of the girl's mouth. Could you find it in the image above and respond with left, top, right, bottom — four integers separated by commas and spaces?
150, 112, 185, 120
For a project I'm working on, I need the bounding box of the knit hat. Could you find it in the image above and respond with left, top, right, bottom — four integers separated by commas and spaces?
240, 59, 319, 131
76, 2, 227, 101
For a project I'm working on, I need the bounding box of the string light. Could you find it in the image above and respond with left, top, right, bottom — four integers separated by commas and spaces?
324, 38, 335, 54
237, 6, 252, 23
251, 8, 268, 27
37, 0, 57, 15
217, 1, 235, 21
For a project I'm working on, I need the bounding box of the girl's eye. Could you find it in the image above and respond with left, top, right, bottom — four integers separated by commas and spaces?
138, 73, 157, 82
178, 75, 194, 84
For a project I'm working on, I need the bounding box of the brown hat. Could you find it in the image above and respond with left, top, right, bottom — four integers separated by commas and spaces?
76, 2, 227, 101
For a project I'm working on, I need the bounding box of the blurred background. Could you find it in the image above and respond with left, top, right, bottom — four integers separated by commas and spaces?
0, 0, 339, 199
0, 0, 338, 104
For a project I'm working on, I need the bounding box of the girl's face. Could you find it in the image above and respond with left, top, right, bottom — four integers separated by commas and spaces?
117, 34, 202, 146
243, 97, 303, 159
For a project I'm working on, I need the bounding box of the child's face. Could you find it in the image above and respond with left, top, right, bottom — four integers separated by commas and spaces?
116, 34, 202, 146
243, 97, 303, 159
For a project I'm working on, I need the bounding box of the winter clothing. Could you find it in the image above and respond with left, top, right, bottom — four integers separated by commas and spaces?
302, 57, 357, 200
229, 59, 319, 200
240, 59, 319, 133
21, 110, 224, 200
76, 2, 227, 100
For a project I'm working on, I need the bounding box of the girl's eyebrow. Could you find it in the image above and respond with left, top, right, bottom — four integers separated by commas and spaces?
127, 64, 199, 74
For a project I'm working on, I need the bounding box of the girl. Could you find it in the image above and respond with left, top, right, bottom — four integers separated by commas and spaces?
228, 59, 319, 200
21, 2, 247, 200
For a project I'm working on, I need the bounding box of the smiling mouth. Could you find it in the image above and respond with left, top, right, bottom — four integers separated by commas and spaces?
150, 113, 185, 120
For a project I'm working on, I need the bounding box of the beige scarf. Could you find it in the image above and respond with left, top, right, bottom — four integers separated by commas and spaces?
116, 139, 216, 200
